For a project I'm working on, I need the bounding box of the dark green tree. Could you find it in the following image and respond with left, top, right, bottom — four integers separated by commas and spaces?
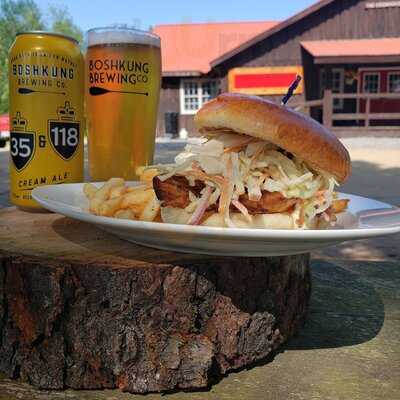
48, 5, 83, 44
0, 0, 44, 113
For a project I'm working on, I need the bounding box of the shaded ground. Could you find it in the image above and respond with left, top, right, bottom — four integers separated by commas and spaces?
314, 158, 400, 262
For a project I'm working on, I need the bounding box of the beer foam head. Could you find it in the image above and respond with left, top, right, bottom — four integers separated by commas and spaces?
87, 26, 160, 47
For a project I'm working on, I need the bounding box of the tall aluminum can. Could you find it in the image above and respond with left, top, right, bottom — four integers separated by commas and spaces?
9, 31, 84, 210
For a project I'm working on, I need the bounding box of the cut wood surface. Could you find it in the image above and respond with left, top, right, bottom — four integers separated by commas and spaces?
0, 207, 311, 393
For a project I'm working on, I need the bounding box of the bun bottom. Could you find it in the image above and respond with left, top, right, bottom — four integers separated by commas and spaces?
161, 206, 296, 229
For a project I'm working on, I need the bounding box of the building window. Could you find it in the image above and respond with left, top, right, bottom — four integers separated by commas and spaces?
388, 72, 400, 93
331, 68, 344, 110
363, 72, 380, 93
319, 68, 344, 110
201, 81, 219, 104
183, 81, 199, 111
180, 79, 220, 115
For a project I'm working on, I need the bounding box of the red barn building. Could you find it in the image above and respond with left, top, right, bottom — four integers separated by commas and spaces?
154, 0, 400, 137
153, 21, 278, 136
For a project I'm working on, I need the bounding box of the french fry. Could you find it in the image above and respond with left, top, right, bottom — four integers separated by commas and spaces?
135, 165, 146, 177
126, 183, 152, 192
109, 185, 126, 199
332, 199, 349, 213
84, 176, 160, 223
140, 168, 159, 183
98, 197, 123, 217
114, 209, 135, 220
95, 177, 125, 201
127, 205, 144, 216
83, 183, 98, 200
89, 197, 102, 215
120, 189, 154, 209
89, 178, 125, 214
108, 177, 125, 186
139, 195, 160, 221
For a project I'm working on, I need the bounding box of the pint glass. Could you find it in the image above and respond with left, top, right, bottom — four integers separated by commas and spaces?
85, 27, 161, 180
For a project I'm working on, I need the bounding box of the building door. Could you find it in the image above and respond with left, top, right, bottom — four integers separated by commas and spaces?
331, 68, 344, 111
320, 68, 344, 110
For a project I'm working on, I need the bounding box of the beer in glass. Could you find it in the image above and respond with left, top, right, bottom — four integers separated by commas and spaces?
85, 27, 161, 180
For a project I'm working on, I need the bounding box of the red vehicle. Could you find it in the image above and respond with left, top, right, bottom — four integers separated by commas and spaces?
0, 114, 9, 147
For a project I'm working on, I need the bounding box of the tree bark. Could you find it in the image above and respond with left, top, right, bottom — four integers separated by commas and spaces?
0, 208, 311, 393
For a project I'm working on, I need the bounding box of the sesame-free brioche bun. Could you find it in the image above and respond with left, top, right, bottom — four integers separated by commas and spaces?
194, 93, 351, 182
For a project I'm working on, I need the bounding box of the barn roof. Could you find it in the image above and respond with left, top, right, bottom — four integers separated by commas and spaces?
301, 38, 400, 63
153, 21, 278, 76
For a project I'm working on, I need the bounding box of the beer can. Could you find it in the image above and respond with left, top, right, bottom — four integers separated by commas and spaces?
8, 31, 84, 210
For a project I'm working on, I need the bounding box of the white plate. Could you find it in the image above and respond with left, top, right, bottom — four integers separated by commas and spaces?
32, 182, 400, 257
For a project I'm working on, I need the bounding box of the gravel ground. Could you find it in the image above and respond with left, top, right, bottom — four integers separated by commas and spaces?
341, 137, 400, 149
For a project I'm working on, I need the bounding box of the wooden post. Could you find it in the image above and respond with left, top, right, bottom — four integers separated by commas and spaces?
365, 97, 370, 127
323, 89, 333, 128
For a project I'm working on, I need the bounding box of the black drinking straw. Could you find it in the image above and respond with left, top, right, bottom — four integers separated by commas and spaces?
281, 75, 302, 105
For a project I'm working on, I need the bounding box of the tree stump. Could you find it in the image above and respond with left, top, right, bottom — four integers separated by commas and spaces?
0, 208, 311, 394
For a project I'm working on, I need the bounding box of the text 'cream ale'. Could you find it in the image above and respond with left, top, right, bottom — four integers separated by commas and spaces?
85, 27, 161, 180
9, 32, 84, 210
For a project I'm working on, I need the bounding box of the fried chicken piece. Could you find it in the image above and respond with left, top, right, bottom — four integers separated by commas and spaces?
239, 191, 298, 214
153, 176, 204, 208
154, 175, 298, 214
331, 198, 349, 213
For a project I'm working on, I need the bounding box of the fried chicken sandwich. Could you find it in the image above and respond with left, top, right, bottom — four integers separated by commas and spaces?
153, 93, 351, 229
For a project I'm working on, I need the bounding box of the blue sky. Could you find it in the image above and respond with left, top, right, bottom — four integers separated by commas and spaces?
35, 0, 316, 31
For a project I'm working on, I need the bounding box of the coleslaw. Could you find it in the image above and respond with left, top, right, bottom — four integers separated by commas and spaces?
154, 132, 342, 229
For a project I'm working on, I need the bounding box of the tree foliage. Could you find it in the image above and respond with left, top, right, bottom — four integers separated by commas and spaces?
48, 5, 83, 44
0, 0, 82, 113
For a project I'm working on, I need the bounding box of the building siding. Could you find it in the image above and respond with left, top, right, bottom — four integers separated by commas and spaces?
217, 0, 400, 74
157, 78, 180, 136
